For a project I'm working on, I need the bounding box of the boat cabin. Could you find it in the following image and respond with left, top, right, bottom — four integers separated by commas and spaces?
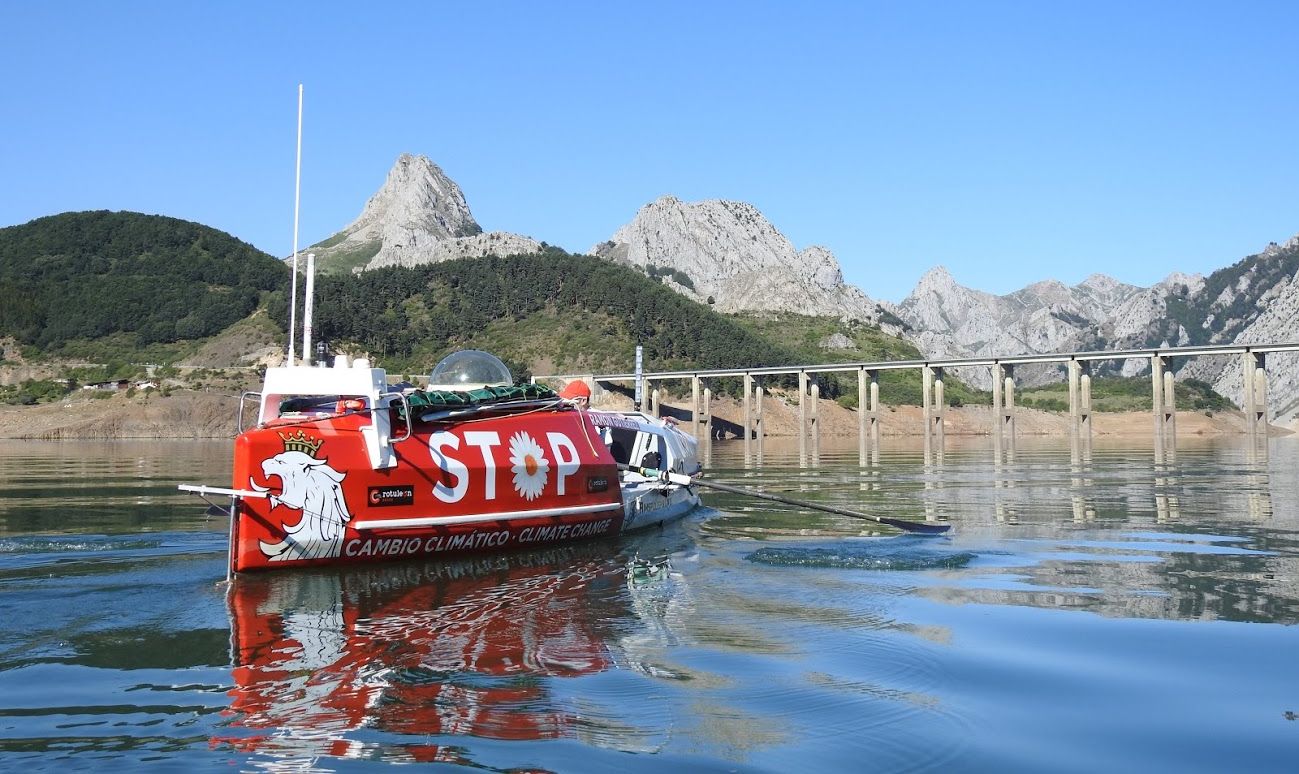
588, 410, 700, 481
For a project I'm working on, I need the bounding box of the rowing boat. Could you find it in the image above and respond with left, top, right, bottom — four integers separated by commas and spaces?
180, 350, 701, 575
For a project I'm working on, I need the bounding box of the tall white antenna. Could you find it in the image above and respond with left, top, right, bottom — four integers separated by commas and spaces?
287, 83, 304, 367
302, 253, 316, 367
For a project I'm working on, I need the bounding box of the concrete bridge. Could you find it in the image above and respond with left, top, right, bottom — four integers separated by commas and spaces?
537, 342, 1299, 459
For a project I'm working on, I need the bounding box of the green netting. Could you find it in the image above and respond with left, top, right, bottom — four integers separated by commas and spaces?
279, 385, 560, 419
402, 383, 558, 418
408, 390, 474, 409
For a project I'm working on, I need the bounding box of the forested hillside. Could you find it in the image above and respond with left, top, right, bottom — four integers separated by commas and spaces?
0, 211, 287, 355
313, 250, 804, 376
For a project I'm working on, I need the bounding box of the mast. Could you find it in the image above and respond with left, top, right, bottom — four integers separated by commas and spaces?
288, 83, 304, 366
302, 253, 316, 366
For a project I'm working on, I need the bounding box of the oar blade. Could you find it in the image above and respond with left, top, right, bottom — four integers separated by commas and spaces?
878, 517, 951, 535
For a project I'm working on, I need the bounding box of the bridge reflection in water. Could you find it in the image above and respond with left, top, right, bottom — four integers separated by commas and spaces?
703, 428, 1281, 545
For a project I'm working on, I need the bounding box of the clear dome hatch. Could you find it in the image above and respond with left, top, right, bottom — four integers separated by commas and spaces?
428, 350, 513, 391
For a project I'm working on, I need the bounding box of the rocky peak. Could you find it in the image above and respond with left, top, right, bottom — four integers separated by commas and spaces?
798, 245, 843, 291
1157, 272, 1205, 295
905, 266, 998, 309
599, 196, 798, 275
1079, 273, 1123, 293
913, 266, 959, 294
1023, 278, 1069, 295
349, 153, 480, 240
593, 196, 886, 323
305, 154, 539, 274
1261, 234, 1299, 258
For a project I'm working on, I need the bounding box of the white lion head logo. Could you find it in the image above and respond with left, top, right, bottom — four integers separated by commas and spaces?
250, 450, 353, 562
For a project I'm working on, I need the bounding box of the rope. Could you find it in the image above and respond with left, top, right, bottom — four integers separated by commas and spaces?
571, 402, 601, 455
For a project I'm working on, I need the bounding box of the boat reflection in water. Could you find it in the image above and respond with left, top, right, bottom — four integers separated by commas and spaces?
218, 528, 694, 766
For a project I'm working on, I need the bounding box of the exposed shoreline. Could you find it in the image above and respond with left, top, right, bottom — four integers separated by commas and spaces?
654, 391, 1293, 438
0, 391, 245, 440
1, 389, 1290, 440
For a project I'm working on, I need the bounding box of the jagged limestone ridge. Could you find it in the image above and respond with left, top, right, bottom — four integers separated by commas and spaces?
304, 153, 539, 273
893, 236, 1299, 422
592, 195, 889, 326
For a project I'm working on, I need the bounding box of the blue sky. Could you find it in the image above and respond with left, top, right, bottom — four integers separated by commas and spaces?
2, 1, 1297, 301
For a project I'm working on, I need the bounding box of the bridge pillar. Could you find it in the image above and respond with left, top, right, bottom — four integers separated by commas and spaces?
1242, 351, 1268, 434
1068, 360, 1080, 422
923, 365, 945, 443
858, 367, 869, 464
810, 381, 820, 461
1068, 360, 1093, 434
691, 375, 701, 439
933, 366, 945, 443
1151, 355, 1174, 436
1164, 363, 1177, 437
922, 365, 932, 426
1080, 361, 1092, 432
992, 364, 1000, 418
742, 372, 753, 457
651, 386, 660, 419
702, 385, 712, 441
1158, 355, 1169, 431
993, 363, 1016, 437
754, 379, 765, 464
869, 370, 880, 452
642, 378, 652, 413
701, 385, 713, 466
798, 370, 809, 465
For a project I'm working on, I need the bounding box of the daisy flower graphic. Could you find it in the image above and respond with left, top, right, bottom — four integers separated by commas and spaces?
508, 431, 550, 501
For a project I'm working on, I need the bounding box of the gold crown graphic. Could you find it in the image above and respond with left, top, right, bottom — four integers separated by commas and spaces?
278, 429, 324, 457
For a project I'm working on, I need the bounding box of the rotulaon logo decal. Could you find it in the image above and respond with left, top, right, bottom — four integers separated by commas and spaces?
368, 485, 415, 507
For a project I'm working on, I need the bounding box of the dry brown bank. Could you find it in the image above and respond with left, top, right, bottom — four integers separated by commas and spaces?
2, 384, 1290, 440
615, 387, 1291, 438
0, 391, 241, 440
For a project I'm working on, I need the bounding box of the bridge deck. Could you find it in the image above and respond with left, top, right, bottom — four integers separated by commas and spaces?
537, 342, 1299, 383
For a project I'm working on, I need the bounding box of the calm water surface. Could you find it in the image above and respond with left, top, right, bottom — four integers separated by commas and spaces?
0, 436, 1296, 772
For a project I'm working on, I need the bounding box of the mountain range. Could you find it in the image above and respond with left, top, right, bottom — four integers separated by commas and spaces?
888, 237, 1299, 423
308, 153, 1298, 423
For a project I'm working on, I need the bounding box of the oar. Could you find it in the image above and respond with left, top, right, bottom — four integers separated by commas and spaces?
620, 464, 951, 535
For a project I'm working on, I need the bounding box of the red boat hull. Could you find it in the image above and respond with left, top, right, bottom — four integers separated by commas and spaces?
230, 409, 624, 573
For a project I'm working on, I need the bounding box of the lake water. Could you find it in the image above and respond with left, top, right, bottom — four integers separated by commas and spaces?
0, 435, 1296, 772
